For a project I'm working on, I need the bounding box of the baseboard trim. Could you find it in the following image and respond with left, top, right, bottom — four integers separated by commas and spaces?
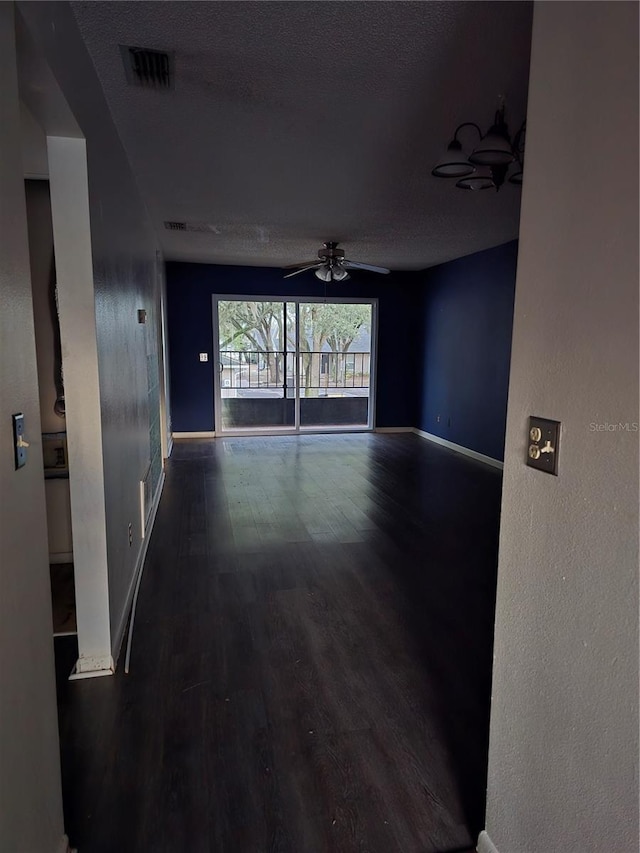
374, 426, 414, 433
172, 430, 216, 438
57, 833, 75, 853
110, 469, 166, 670
413, 428, 504, 470
122, 468, 167, 673
477, 830, 500, 853
66, 469, 166, 681
49, 552, 74, 565
68, 654, 114, 680
166, 434, 174, 458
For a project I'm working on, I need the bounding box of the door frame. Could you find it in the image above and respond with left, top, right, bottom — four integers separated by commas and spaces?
211, 294, 378, 436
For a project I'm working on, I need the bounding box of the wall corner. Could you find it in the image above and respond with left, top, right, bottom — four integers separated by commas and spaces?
477, 829, 500, 853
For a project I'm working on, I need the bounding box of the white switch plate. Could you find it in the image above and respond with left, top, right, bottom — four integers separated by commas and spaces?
199, 353, 208, 362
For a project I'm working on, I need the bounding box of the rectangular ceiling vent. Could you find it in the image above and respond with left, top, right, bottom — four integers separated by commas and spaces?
164, 222, 221, 234
121, 46, 173, 90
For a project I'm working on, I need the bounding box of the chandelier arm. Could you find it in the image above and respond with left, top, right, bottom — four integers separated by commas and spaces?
453, 122, 483, 142
512, 122, 526, 162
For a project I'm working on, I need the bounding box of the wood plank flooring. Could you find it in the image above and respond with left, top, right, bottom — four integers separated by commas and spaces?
55, 433, 503, 853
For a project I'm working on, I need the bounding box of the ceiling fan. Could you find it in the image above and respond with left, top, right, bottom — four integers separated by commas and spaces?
283, 242, 390, 282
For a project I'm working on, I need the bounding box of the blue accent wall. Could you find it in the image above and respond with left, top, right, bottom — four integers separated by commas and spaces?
416, 241, 518, 461
166, 263, 418, 432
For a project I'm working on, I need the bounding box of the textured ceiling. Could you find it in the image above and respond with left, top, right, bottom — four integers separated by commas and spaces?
71, 1, 533, 270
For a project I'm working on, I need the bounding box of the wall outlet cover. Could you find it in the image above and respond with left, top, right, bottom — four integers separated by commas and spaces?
12, 413, 27, 469
527, 416, 560, 475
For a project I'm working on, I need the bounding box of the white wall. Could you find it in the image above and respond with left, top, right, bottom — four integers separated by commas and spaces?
482, 3, 639, 853
0, 4, 66, 851
18, 2, 167, 663
47, 135, 112, 669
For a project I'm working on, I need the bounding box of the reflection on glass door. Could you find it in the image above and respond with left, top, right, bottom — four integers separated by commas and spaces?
213, 297, 375, 434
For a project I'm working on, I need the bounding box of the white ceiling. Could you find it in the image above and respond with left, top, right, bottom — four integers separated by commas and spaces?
71, 1, 533, 270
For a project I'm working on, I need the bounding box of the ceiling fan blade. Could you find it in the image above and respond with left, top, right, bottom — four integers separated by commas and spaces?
283, 263, 321, 279
283, 261, 319, 270
343, 260, 390, 274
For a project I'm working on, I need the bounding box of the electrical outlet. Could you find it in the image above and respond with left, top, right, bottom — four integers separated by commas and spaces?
527, 416, 560, 475
128, 522, 133, 546
12, 413, 29, 469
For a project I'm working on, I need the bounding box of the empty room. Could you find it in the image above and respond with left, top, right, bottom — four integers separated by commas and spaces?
1, 3, 637, 853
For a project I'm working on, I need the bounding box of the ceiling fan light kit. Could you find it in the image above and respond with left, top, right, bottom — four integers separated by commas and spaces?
283, 242, 390, 282
432, 104, 525, 191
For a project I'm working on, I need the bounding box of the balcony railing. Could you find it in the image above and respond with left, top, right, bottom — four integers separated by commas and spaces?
219, 351, 371, 391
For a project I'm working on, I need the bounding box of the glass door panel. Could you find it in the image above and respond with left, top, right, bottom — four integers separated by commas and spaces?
214, 297, 375, 434
299, 302, 372, 428
217, 300, 295, 431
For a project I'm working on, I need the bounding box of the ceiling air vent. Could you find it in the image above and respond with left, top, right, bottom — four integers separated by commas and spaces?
164, 221, 187, 231
121, 46, 173, 89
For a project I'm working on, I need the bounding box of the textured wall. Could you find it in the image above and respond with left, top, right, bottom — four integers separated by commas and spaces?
166, 262, 418, 431
483, 3, 639, 852
416, 241, 518, 461
19, 2, 165, 659
0, 5, 65, 850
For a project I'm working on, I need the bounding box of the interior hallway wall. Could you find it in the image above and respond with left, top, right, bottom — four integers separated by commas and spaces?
18, 2, 167, 660
0, 4, 66, 850
482, 3, 639, 852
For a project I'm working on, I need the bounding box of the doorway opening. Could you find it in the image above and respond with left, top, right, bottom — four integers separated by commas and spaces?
212, 296, 377, 435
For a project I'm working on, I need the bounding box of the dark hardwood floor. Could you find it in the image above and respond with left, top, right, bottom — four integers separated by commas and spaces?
55, 433, 503, 853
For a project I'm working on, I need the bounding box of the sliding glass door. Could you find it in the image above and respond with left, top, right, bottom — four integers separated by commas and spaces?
298, 302, 372, 428
214, 300, 295, 432
212, 296, 376, 434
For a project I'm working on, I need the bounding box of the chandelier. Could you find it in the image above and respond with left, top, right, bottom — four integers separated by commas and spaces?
432, 105, 525, 191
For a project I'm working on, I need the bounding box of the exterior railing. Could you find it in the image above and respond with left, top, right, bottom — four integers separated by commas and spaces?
301, 351, 370, 390
219, 351, 370, 391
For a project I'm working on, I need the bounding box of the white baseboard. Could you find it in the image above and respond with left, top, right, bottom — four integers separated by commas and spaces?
172, 430, 216, 438
110, 468, 166, 669
49, 552, 74, 565
57, 833, 75, 853
374, 426, 414, 433
413, 428, 504, 470
477, 830, 500, 853
68, 653, 114, 680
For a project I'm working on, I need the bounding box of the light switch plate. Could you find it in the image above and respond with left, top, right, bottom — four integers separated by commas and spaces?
527, 416, 560, 475
12, 413, 27, 469
199, 353, 209, 362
